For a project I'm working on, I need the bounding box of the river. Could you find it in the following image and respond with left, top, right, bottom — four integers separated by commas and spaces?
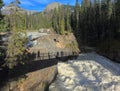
49, 52, 120, 91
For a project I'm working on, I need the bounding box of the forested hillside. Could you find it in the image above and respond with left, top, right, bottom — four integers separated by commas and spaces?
71, 0, 120, 61
72, 0, 120, 46
0, 0, 120, 68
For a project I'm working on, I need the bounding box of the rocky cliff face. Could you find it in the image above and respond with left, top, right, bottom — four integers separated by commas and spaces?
29, 33, 79, 53
1, 65, 57, 91
43, 2, 74, 14
1, 3, 36, 15
44, 2, 61, 13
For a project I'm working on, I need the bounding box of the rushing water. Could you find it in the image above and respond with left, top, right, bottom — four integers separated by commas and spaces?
49, 74, 69, 91
49, 53, 120, 91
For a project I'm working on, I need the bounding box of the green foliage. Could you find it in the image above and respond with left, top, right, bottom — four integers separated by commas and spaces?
0, 17, 9, 32
0, 0, 8, 32
0, 0, 4, 9
71, 0, 80, 31
60, 18, 65, 34
6, 11, 51, 31
51, 5, 72, 34
71, 0, 120, 47
52, 8, 59, 33
5, 1, 27, 69
0, 0, 6, 66
26, 13, 51, 30
65, 4, 72, 32
5, 30, 27, 68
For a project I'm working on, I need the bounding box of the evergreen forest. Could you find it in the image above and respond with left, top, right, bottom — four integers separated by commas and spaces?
0, 0, 120, 67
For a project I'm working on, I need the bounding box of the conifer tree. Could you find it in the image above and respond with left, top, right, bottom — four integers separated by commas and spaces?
5, 0, 27, 69
65, 4, 72, 32
60, 18, 65, 34
52, 8, 59, 33
115, 0, 120, 30
74, 0, 80, 31
0, 0, 8, 32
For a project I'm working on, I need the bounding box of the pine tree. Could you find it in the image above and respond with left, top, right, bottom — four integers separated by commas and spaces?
0, 0, 8, 32
5, 0, 27, 69
65, 4, 72, 32
0, 0, 6, 65
115, 0, 120, 30
74, 0, 80, 31
60, 18, 65, 34
52, 8, 59, 33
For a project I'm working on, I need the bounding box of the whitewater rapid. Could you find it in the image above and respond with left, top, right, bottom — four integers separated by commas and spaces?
49, 53, 120, 91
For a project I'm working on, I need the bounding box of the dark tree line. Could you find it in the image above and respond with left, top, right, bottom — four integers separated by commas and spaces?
70, 0, 120, 61
72, 0, 120, 46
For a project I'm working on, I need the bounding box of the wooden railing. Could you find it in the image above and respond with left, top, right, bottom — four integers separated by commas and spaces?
27, 51, 79, 61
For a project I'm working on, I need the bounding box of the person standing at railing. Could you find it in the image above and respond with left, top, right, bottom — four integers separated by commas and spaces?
61, 51, 64, 57
48, 52, 50, 59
